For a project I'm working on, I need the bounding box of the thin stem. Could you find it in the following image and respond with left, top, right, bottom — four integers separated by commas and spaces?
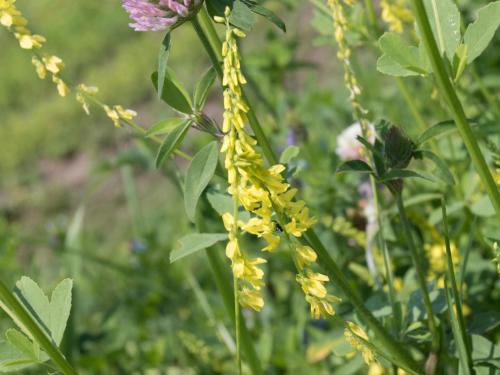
193, 7, 421, 373
204, 250, 264, 375
304, 230, 421, 374
441, 198, 473, 370
363, 0, 380, 36
372, 181, 400, 336
196, 206, 263, 375
410, 0, 500, 218
0, 280, 78, 375
395, 193, 439, 352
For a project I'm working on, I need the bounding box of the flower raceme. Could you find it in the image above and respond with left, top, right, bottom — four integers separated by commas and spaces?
217, 9, 339, 318
1, 1, 136, 127
123, 0, 203, 32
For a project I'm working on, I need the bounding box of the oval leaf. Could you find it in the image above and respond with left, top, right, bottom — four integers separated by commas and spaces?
184, 141, 220, 222
170, 233, 228, 263
336, 160, 373, 174
194, 67, 218, 110
151, 69, 192, 114
464, 1, 500, 64
423, 0, 461, 60
155, 120, 191, 168
420, 150, 455, 186
380, 169, 433, 182
146, 118, 186, 137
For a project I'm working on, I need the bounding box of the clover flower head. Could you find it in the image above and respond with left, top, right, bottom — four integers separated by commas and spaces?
123, 0, 203, 32
336, 122, 375, 161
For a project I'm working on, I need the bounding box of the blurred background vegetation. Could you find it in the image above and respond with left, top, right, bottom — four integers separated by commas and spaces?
0, 0, 499, 374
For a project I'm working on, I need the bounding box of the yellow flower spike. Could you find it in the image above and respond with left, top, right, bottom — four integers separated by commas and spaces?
219, 8, 339, 317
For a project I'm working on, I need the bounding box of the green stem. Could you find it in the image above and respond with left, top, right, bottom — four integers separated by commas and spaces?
0, 280, 78, 375
194, 7, 421, 373
372, 181, 401, 336
304, 230, 421, 374
441, 198, 473, 371
363, 0, 380, 36
395, 193, 439, 352
205, 249, 264, 375
410, 0, 500, 218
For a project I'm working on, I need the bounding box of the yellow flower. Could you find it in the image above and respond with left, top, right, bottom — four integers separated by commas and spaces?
297, 271, 329, 298
295, 245, 317, 270
368, 362, 386, 375
52, 76, 69, 97
42, 55, 64, 74
103, 105, 137, 127
239, 287, 264, 311
344, 321, 376, 365
31, 56, 46, 79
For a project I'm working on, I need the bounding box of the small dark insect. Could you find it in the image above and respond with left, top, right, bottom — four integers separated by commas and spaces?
273, 221, 284, 233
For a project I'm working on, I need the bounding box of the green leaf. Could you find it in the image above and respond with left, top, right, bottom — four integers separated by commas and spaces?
194, 67, 218, 111
417, 120, 456, 145
0, 339, 36, 373
453, 44, 468, 82
206, 191, 251, 221
471, 335, 500, 367
170, 233, 228, 263
377, 32, 428, 77
229, 0, 256, 31
151, 69, 193, 114
48, 279, 73, 346
377, 55, 416, 77
336, 160, 373, 174
420, 150, 455, 185
242, 0, 286, 32
464, 1, 500, 64
423, 0, 461, 60
184, 141, 220, 222
279, 145, 300, 164
146, 118, 186, 138
470, 196, 495, 218
157, 32, 171, 99
5, 330, 38, 361
379, 169, 433, 182
155, 120, 191, 168
14, 277, 73, 347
